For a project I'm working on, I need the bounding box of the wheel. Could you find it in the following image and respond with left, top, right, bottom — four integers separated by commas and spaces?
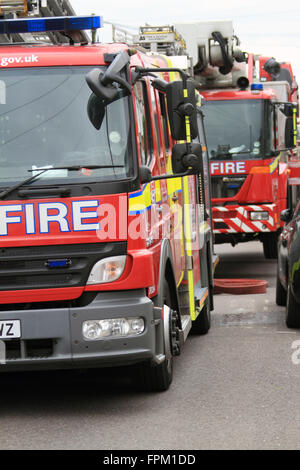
191, 297, 211, 335
276, 265, 287, 306
286, 283, 300, 328
136, 280, 178, 392
262, 233, 278, 259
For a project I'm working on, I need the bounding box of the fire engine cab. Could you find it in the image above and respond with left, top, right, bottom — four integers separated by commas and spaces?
0, 3, 216, 392
172, 21, 299, 259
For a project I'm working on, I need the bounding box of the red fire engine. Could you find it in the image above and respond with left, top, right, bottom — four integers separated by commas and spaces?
0, 4, 216, 392
174, 21, 299, 259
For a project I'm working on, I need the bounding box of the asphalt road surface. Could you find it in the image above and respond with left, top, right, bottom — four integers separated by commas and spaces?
1, 241, 300, 450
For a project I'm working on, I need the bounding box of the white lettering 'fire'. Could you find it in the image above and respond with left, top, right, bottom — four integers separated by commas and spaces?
210, 161, 246, 175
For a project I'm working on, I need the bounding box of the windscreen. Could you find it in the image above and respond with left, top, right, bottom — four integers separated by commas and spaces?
203, 99, 264, 160
0, 66, 133, 186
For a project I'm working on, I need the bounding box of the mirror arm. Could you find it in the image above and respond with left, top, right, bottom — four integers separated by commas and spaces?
140, 165, 192, 184
102, 73, 132, 94
151, 170, 192, 181
134, 67, 188, 85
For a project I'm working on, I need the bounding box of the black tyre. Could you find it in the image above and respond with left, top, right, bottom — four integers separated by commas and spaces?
191, 298, 211, 335
262, 233, 278, 259
286, 283, 300, 328
136, 280, 174, 392
276, 265, 287, 306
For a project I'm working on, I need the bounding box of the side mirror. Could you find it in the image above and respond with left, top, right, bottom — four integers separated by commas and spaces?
86, 68, 119, 101
87, 94, 105, 130
86, 87, 128, 129
166, 80, 198, 141
284, 118, 296, 149
274, 102, 298, 150
280, 208, 293, 223
86, 51, 132, 101
281, 103, 296, 117
139, 144, 203, 183
172, 143, 202, 175
285, 103, 298, 149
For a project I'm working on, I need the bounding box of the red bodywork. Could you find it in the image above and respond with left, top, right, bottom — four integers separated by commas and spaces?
202, 85, 298, 237
0, 43, 200, 305
258, 56, 299, 105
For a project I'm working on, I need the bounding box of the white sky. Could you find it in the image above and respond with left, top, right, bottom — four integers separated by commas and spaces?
70, 0, 300, 81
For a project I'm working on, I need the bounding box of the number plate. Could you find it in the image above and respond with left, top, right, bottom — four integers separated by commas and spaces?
0, 320, 21, 339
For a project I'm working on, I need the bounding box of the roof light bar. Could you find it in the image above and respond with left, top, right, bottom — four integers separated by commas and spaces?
0, 15, 102, 35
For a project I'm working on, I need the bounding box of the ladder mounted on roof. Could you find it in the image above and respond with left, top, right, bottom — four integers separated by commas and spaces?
0, 0, 90, 45
134, 25, 187, 56
134, 21, 248, 88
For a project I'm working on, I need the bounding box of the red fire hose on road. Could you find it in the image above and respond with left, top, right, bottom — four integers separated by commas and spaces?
214, 279, 268, 295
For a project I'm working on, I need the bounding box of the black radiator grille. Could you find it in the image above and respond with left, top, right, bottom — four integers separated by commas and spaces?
4, 338, 54, 360
0, 242, 126, 291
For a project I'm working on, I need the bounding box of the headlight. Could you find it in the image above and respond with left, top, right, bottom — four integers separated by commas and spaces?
82, 317, 145, 340
87, 256, 126, 285
250, 211, 269, 221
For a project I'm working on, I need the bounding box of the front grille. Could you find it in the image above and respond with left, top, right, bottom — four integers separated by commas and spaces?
212, 175, 246, 198
0, 242, 126, 291
213, 209, 237, 219
0, 273, 79, 289
214, 222, 228, 229
4, 338, 54, 360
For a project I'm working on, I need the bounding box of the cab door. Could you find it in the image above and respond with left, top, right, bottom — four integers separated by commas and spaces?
152, 86, 185, 285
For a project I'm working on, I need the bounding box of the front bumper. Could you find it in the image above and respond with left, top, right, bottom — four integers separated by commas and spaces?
213, 204, 277, 234
0, 289, 157, 372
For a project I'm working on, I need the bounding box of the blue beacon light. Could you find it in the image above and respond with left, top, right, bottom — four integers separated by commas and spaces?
251, 83, 264, 91
0, 15, 102, 35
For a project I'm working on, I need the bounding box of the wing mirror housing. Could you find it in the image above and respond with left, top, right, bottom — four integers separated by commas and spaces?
86, 50, 132, 101
87, 93, 106, 129
166, 80, 198, 141
139, 143, 203, 184
273, 102, 298, 150
172, 143, 202, 174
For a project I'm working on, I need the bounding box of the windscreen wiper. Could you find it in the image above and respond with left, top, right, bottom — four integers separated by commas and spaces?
0, 165, 124, 201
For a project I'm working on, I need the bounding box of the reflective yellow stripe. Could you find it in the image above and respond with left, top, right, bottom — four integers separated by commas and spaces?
199, 221, 209, 233
213, 256, 219, 274
269, 154, 280, 174
159, 55, 193, 315
155, 180, 161, 202
183, 177, 192, 253
177, 270, 184, 288
183, 175, 195, 319
199, 289, 208, 311
188, 270, 195, 320
182, 87, 192, 144
166, 138, 182, 195
128, 184, 152, 214
185, 115, 191, 142
293, 108, 297, 146
163, 56, 177, 82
